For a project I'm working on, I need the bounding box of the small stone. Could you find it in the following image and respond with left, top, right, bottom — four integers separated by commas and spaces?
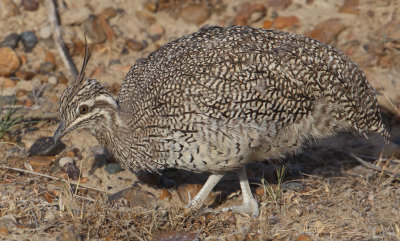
0, 47, 20, 77
28, 136, 66, 156
306, 18, 346, 44
21, 0, 39, 11
0, 33, 20, 49
152, 231, 196, 241
0, 226, 9, 236
262, 19, 273, 29
233, 3, 267, 26
59, 157, 73, 168
20, 31, 38, 51
79, 177, 88, 184
48, 75, 58, 85
58, 73, 68, 84
268, 0, 292, 10
148, 24, 165, 41
23, 98, 34, 107
100, 7, 117, 20
1, 0, 19, 17
297, 234, 314, 241
56, 226, 82, 241
273, 16, 299, 29
39, 62, 56, 73
179, 4, 211, 25
144, 2, 157, 12
338, 0, 359, 15
15, 70, 35, 80
158, 189, 172, 200
83, 15, 107, 44
39, 26, 52, 39
281, 182, 305, 192
109, 187, 157, 208
28, 156, 55, 168
0, 77, 16, 88
177, 184, 216, 206
105, 163, 123, 174
64, 151, 75, 158
126, 39, 145, 51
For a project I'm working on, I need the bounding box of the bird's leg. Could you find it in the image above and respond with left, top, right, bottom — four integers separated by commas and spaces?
187, 173, 225, 208
223, 166, 259, 217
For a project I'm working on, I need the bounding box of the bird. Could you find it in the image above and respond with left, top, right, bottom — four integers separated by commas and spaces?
53, 25, 389, 217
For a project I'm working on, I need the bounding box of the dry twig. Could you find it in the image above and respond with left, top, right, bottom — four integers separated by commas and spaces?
350, 154, 400, 181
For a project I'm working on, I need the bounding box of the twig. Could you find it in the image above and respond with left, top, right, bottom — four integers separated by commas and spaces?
0, 165, 108, 194
350, 154, 400, 181
46, 0, 78, 78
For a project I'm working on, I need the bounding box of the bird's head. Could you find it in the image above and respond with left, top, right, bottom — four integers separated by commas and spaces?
53, 46, 118, 143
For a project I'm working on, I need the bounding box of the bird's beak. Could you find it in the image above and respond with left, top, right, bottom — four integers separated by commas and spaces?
53, 121, 66, 143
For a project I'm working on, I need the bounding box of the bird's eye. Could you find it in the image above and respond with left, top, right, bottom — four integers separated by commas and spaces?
79, 105, 89, 114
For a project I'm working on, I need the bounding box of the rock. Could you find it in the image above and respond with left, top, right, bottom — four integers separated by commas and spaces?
79, 177, 88, 184
144, 2, 157, 12
100, 7, 117, 20
176, 184, 217, 206
105, 163, 123, 174
59, 157, 74, 168
273, 15, 300, 29
0, 0, 19, 17
338, 0, 359, 15
48, 75, 58, 85
83, 15, 107, 44
55, 226, 82, 241
108, 187, 157, 208
179, 4, 211, 25
148, 24, 165, 41
281, 182, 306, 192
158, 189, 172, 200
268, 0, 292, 10
297, 234, 314, 241
233, 3, 267, 26
39, 25, 52, 39
0, 226, 9, 236
15, 70, 35, 80
0, 77, 16, 88
39, 62, 56, 73
152, 231, 196, 241
0, 47, 20, 77
21, 0, 39, 11
126, 39, 146, 51
23, 98, 34, 107
0, 33, 20, 49
262, 19, 273, 29
306, 18, 346, 44
28, 156, 55, 168
20, 31, 38, 51
28, 136, 66, 156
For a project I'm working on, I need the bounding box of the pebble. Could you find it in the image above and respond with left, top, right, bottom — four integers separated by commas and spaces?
21, 0, 39, 11
108, 187, 157, 208
48, 75, 58, 85
15, 70, 35, 80
297, 234, 314, 241
179, 4, 211, 25
39, 62, 56, 73
0, 77, 16, 88
126, 39, 146, 51
262, 19, 273, 29
59, 157, 74, 168
0, 226, 9, 236
177, 184, 216, 206
273, 15, 299, 29
105, 163, 123, 174
0, 47, 20, 77
148, 24, 165, 41
28, 136, 66, 156
79, 177, 88, 184
281, 182, 306, 192
144, 2, 157, 12
268, 0, 292, 10
233, 3, 267, 26
306, 18, 346, 44
158, 189, 172, 200
83, 15, 107, 44
39, 25, 52, 39
20, 31, 38, 51
338, 0, 360, 15
100, 7, 117, 20
56, 226, 82, 241
0, 33, 20, 49
1, 0, 19, 17
28, 156, 55, 168
152, 231, 196, 241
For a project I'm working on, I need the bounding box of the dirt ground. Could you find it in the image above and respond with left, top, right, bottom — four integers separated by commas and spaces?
1, 0, 400, 240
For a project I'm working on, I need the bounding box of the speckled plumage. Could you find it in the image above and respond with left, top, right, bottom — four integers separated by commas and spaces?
55, 25, 388, 216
